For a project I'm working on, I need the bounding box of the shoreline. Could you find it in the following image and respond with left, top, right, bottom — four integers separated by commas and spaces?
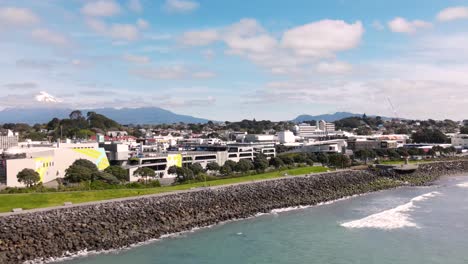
29, 192, 372, 264
1, 160, 468, 264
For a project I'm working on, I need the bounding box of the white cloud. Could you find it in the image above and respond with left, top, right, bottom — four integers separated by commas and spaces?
180, 29, 219, 45
316, 61, 352, 74
0, 7, 40, 26
201, 49, 215, 59
86, 18, 140, 41
437, 6, 468, 21
81, 0, 121, 17
3, 82, 38, 90
31, 28, 71, 47
224, 19, 277, 54
372, 20, 385, 31
128, 0, 143, 13
281, 20, 364, 57
110, 24, 139, 41
123, 54, 150, 64
164, 0, 199, 13
131, 66, 216, 80
136, 18, 149, 29
192, 71, 216, 79
388, 17, 432, 34
179, 18, 364, 75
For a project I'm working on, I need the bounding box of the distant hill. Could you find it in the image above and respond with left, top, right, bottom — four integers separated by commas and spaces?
0, 107, 210, 124
293, 112, 393, 123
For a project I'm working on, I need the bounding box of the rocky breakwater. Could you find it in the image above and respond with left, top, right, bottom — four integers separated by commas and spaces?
1, 160, 468, 264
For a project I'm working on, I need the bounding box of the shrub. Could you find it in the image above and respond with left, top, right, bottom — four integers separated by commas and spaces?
93, 171, 120, 185
146, 180, 161, 188
104, 165, 128, 181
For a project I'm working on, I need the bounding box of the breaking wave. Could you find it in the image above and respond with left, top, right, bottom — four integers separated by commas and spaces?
456, 182, 468, 188
341, 191, 441, 230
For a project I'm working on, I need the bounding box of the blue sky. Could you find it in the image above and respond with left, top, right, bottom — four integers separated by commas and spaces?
1, 0, 468, 121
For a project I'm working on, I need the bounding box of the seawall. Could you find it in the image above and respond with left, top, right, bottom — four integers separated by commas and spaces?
1, 160, 467, 263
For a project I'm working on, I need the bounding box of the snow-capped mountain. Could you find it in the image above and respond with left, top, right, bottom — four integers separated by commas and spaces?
35, 91, 62, 103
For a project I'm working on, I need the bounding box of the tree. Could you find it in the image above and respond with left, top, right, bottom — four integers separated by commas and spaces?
69, 110, 83, 120
224, 160, 237, 169
411, 129, 448, 143
76, 129, 95, 139
354, 149, 376, 164
72, 159, 98, 172
328, 154, 351, 168
47, 118, 61, 131
460, 126, 468, 134
206, 162, 220, 172
93, 171, 120, 185
279, 155, 294, 165
168, 165, 179, 175
17, 169, 40, 187
316, 153, 329, 165
269, 157, 285, 169
133, 167, 156, 183
220, 164, 233, 176
293, 153, 307, 163
253, 153, 269, 172
235, 159, 254, 173
189, 163, 204, 175
104, 165, 128, 181
65, 165, 94, 183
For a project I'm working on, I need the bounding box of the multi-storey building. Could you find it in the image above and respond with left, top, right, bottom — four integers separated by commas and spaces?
1, 142, 110, 187
452, 134, 468, 149
0, 130, 19, 151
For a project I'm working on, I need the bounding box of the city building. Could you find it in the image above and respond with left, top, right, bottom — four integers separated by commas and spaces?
243, 134, 276, 144
1, 142, 110, 187
451, 134, 468, 149
285, 139, 347, 154
277, 130, 296, 144
347, 138, 399, 151
318, 120, 336, 132
0, 129, 19, 151
294, 121, 341, 139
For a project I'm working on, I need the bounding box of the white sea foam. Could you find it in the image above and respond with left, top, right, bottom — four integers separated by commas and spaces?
270, 194, 362, 214
341, 191, 441, 230
456, 182, 468, 188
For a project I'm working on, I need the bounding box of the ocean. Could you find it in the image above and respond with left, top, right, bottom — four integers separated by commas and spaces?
59, 175, 468, 264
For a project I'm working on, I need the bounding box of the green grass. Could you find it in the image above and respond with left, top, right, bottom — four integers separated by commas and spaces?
0, 166, 329, 213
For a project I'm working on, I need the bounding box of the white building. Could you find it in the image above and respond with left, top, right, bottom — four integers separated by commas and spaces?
278, 130, 296, 144
0, 130, 19, 151
294, 123, 327, 138
318, 120, 335, 132
1, 142, 110, 187
243, 134, 276, 143
452, 134, 468, 149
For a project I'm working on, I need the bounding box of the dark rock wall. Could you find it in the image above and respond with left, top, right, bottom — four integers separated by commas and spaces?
1, 160, 467, 264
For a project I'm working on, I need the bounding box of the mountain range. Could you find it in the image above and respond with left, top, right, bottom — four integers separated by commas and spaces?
0, 107, 393, 125
0, 107, 210, 125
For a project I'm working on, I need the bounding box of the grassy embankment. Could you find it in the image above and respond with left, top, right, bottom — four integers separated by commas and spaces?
0, 166, 328, 213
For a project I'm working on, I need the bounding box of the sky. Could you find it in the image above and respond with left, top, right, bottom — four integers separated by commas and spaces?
1, 0, 468, 121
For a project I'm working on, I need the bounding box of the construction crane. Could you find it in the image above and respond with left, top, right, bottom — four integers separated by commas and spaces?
386, 97, 399, 120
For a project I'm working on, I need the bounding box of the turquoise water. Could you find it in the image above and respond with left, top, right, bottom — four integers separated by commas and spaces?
61, 176, 468, 264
